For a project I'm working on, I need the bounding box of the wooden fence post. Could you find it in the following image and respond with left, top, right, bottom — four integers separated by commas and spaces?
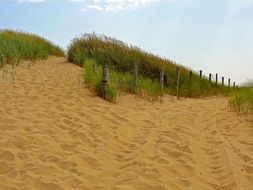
222, 77, 224, 86
102, 64, 108, 99
215, 73, 218, 85
133, 61, 138, 93
160, 69, 164, 90
189, 71, 192, 97
209, 74, 212, 83
233, 82, 236, 88
189, 71, 193, 83
176, 67, 180, 99
228, 78, 231, 88
200, 70, 203, 78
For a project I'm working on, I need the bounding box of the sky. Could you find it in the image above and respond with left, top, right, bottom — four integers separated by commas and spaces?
0, 0, 252, 84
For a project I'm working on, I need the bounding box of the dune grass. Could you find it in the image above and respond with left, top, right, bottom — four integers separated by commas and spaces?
0, 29, 64, 69
84, 59, 165, 102
230, 80, 253, 114
68, 33, 233, 101
1, 29, 248, 107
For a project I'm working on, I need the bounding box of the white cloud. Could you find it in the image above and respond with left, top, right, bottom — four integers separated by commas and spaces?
87, 0, 162, 12
87, 4, 103, 10
16, 0, 45, 3
69, 0, 86, 2
13, 0, 165, 12
70, 0, 165, 12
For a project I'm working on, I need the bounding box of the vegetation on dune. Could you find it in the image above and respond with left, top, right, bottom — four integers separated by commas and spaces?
84, 59, 165, 102
230, 80, 253, 114
68, 33, 233, 101
0, 29, 250, 113
0, 29, 64, 69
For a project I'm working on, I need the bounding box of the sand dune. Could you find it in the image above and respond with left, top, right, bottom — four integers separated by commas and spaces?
0, 57, 252, 190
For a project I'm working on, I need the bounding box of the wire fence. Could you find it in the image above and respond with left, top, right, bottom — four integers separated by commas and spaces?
200, 70, 236, 87
92, 61, 237, 100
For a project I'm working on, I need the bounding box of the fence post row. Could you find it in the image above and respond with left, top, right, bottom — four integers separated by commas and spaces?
133, 61, 138, 93
102, 64, 108, 99
100, 63, 236, 100
160, 69, 164, 90
176, 67, 180, 99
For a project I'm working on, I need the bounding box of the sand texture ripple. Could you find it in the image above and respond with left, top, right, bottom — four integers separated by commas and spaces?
0, 57, 253, 190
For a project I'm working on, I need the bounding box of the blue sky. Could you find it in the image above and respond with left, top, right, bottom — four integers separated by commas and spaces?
0, 0, 252, 84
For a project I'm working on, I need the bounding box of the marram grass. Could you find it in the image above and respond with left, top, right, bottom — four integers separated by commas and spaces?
68, 33, 234, 101
83, 59, 165, 102
230, 81, 253, 114
0, 29, 64, 68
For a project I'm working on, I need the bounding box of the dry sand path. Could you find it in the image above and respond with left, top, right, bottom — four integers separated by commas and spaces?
0, 57, 252, 190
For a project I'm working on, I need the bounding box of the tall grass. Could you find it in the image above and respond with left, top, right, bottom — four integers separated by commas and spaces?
68, 33, 233, 100
0, 29, 64, 69
84, 59, 165, 102
230, 80, 253, 114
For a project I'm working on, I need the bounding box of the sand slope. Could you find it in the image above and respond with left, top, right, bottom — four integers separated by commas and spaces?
0, 57, 252, 190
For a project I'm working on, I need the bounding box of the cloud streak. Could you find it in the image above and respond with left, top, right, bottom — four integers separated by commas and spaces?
13, 0, 164, 12
16, 0, 45, 3
85, 0, 162, 12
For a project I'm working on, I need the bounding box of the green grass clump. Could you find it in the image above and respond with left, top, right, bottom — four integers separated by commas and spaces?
83, 59, 165, 102
230, 80, 253, 114
83, 59, 117, 102
0, 29, 64, 68
68, 33, 234, 100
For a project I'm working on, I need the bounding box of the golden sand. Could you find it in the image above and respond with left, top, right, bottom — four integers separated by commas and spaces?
0, 57, 252, 190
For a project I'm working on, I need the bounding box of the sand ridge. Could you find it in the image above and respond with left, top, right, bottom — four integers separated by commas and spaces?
0, 57, 253, 190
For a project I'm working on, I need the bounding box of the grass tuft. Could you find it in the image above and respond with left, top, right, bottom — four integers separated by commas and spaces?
230, 80, 253, 114
83, 58, 164, 102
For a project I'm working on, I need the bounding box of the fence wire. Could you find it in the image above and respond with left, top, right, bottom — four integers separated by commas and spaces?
95, 61, 237, 100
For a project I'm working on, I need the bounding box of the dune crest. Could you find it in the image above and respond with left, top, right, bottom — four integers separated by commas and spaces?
0, 57, 252, 190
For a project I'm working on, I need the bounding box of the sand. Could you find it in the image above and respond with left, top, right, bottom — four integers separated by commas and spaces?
0, 57, 252, 190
